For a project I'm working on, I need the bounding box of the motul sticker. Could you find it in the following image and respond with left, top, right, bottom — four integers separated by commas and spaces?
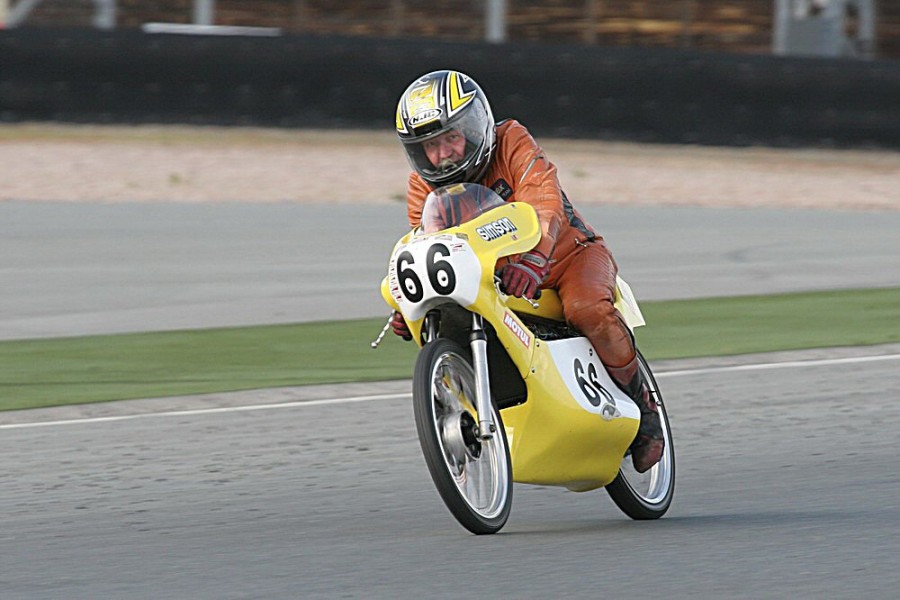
503, 311, 531, 348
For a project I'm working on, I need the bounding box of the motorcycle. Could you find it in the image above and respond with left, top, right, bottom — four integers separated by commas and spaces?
374, 183, 675, 534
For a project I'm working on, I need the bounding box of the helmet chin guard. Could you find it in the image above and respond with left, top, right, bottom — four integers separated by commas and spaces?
396, 70, 497, 186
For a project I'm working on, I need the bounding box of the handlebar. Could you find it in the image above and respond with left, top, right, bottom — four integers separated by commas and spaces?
494, 276, 542, 306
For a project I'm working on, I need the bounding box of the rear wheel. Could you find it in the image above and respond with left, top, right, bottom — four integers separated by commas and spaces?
413, 338, 512, 534
606, 350, 675, 519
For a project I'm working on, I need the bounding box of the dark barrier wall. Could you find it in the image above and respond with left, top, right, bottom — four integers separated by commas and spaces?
2, 28, 900, 149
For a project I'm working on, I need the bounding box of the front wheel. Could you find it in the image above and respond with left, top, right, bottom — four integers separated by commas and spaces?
413, 338, 513, 534
605, 350, 675, 519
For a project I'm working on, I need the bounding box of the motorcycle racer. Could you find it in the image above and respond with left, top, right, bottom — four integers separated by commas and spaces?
390, 69, 664, 473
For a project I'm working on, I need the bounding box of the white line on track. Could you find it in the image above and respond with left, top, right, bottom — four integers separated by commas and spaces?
0, 394, 406, 430
655, 352, 900, 378
3, 353, 899, 430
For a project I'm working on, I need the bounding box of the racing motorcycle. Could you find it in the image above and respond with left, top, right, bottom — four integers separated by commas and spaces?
373, 183, 675, 534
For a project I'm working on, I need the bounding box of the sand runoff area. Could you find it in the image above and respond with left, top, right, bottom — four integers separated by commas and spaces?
1, 123, 898, 211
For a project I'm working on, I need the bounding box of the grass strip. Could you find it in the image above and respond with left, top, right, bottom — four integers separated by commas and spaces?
0, 320, 420, 411
633, 286, 900, 357
2, 287, 898, 411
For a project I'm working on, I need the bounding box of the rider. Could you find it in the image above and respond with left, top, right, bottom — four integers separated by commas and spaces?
390, 69, 664, 473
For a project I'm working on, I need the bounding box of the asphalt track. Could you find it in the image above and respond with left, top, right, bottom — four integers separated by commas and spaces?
2, 201, 899, 340
2, 201, 900, 598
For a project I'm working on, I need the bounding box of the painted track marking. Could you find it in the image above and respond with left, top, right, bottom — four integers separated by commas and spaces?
3, 353, 899, 430
655, 352, 900, 377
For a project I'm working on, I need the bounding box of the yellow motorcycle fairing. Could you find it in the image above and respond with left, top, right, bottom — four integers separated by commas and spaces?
501, 279, 645, 490
501, 334, 641, 491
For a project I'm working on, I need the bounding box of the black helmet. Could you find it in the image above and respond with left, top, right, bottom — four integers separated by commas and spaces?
396, 70, 496, 187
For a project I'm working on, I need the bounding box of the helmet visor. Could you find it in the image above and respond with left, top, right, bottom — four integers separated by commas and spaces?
402, 100, 489, 184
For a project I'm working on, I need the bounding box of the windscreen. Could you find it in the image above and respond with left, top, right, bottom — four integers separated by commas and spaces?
420, 183, 506, 233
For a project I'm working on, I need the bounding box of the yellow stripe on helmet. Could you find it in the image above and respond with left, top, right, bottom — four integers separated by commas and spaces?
447, 71, 476, 117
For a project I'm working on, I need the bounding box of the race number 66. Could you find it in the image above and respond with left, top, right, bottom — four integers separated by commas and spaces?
574, 358, 615, 409
396, 243, 457, 303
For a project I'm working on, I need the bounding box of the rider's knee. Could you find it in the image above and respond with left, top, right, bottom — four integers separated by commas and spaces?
567, 298, 634, 359
566, 296, 617, 335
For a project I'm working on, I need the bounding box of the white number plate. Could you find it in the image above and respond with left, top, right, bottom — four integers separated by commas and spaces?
387, 236, 482, 321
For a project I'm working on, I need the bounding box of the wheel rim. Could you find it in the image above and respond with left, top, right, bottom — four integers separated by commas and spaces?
618, 404, 673, 505
618, 362, 674, 505
429, 351, 509, 519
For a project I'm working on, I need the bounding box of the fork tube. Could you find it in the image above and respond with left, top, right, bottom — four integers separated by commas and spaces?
469, 314, 495, 440
423, 312, 439, 343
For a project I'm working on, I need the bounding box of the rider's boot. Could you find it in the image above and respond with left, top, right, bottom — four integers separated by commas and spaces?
607, 356, 664, 473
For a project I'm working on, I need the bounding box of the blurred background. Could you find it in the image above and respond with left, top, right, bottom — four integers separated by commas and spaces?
2, 1, 899, 149
1, 1, 898, 58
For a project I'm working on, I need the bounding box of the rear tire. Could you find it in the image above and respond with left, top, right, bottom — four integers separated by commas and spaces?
413, 338, 513, 534
605, 350, 675, 519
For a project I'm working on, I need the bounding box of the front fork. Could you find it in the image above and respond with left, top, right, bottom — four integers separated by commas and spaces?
469, 314, 496, 441
421, 311, 495, 441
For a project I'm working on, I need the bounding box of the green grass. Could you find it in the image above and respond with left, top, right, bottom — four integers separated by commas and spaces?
2, 287, 899, 411
634, 286, 900, 358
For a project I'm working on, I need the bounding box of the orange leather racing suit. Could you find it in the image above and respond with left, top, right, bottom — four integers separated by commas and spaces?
405, 119, 637, 372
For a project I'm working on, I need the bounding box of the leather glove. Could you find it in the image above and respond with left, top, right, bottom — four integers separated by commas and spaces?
390, 311, 413, 341
499, 250, 550, 299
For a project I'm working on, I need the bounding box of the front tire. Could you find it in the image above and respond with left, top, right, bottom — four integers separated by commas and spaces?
413, 338, 513, 534
605, 350, 675, 519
